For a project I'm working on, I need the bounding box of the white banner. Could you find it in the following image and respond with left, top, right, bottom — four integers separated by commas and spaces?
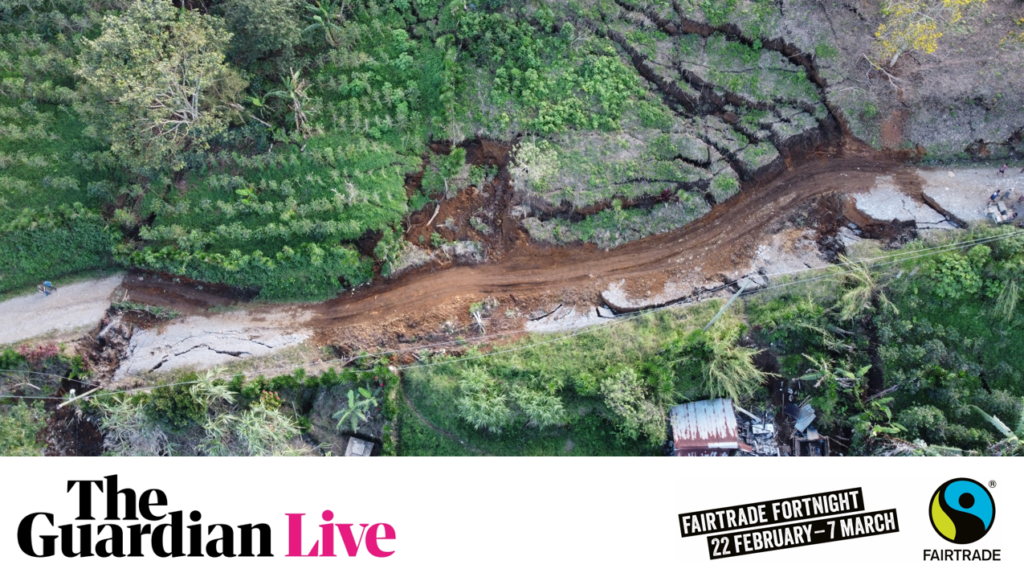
0, 458, 1017, 575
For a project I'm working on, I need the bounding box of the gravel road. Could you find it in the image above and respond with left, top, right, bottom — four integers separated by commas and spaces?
0, 275, 124, 345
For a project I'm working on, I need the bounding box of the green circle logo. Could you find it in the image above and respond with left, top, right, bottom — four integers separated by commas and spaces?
929, 478, 995, 544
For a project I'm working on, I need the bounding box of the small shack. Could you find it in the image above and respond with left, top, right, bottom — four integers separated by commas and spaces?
669, 399, 752, 456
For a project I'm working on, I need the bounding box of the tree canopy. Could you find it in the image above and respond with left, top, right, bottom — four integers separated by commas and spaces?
76, 0, 246, 172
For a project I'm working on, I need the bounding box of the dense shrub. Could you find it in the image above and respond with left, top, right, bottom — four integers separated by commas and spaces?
143, 386, 207, 433
122, 242, 372, 300
0, 204, 115, 293
0, 402, 47, 456
897, 405, 948, 444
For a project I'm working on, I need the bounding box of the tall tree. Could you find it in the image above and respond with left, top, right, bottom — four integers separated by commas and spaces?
216, 0, 304, 72
76, 0, 247, 172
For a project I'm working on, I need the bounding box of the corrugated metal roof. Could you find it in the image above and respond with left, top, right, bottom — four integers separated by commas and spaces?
669, 399, 740, 456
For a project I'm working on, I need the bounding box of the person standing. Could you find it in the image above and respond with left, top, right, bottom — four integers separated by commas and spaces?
999, 164, 1008, 177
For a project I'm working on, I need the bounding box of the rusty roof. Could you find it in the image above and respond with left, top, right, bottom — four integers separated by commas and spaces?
669, 399, 743, 456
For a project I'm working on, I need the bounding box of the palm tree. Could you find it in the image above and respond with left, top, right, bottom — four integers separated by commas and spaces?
993, 279, 1019, 324
667, 325, 768, 404
304, 0, 347, 48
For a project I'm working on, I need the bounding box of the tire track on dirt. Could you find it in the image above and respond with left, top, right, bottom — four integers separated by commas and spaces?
305, 149, 900, 326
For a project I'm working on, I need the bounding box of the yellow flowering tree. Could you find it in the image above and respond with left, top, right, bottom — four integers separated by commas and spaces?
874, 0, 986, 68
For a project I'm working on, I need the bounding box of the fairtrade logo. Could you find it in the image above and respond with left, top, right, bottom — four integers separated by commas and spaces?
928, 479, 995, 545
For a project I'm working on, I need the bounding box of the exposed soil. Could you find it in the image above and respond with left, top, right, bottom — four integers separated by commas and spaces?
105, 141, 914, 353
41, 406, 104, 456
880, 109, 906, 150
302, 142, 905, 346
120, 270, 256, 316
40, 381, 105, 456
405, 139, 527, 259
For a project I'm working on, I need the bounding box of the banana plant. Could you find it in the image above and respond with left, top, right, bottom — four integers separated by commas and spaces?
303, 0, 347, 48
265, 68, 315, 138
834, 256, 898, 322
798, 354, 871, 390
333, 387, 378, 433
235, 187, 256, 205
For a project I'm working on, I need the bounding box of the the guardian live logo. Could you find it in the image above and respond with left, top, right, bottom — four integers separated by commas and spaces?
922, 478, 999, 562
16, 475, 396, 559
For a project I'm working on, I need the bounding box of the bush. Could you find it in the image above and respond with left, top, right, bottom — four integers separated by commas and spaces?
143, 385, 207, 433
0, 402, 47, 456
123, 242, 372, 301
0, 205, 115, 294
897, 405, 948, 444
599, 366, 666, 446
456, 367, 513, 433
928, 250, 983, 300
670, 324, 766, 403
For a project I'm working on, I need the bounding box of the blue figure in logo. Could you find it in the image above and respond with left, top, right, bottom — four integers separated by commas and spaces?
944, 480, 993, 530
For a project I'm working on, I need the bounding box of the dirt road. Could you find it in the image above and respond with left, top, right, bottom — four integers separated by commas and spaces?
99, 147, 908, 352
302, 149, 904, 341
0, 275, 124, 345
4, 147, 973, 364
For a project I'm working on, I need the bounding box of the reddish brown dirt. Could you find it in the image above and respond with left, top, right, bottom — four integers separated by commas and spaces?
880, 109, 905, 150
305, 142, 905, 345
121, 270, 256, 315
405, 139, 526, 259
41, 405, 104, 456
124, 141, 911, 351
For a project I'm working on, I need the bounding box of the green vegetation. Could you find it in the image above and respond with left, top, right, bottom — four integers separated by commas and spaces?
747, 228, 1024, 455
523, 196, 711, 249
0, 343, 87, 456
0, 401, 46, 456
398, 302, 759, 455
111, 301, 180, 320
76, 1, 247, 172
0, 204, 115, 293
4, 229, 1023, 457
396, 228, 1024, 456
0, 0, 846, 297
95, 357, 398, 456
